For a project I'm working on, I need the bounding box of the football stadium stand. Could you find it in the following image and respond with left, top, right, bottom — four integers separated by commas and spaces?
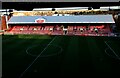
1, 7, 120, 36
1, 15, 114, 36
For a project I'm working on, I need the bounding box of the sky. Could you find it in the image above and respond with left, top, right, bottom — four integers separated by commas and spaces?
0, 0, 120, 2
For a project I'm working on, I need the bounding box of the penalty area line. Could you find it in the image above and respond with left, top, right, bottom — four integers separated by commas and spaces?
104, 41, 120, 60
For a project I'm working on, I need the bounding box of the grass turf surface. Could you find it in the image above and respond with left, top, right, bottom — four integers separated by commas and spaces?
2, 35, 120, 77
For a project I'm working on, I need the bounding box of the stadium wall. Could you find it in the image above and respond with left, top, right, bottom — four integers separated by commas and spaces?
1, 16, 7, 30
1, 15, 10, 30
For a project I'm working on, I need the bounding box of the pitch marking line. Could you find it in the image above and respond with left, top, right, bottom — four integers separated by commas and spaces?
104, 41, 120, 60
19, 36, 57, 78
26, 44, 63, 57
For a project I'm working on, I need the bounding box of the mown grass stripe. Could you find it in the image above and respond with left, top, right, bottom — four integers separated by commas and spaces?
60, 36, 80, 75
19, 36, 57, 78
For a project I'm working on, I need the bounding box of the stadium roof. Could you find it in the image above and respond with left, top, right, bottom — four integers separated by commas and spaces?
33, 7, 89, 11
8, 15, 115, 24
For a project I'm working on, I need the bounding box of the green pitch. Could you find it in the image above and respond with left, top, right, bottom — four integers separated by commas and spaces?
2, 35, 120, 77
